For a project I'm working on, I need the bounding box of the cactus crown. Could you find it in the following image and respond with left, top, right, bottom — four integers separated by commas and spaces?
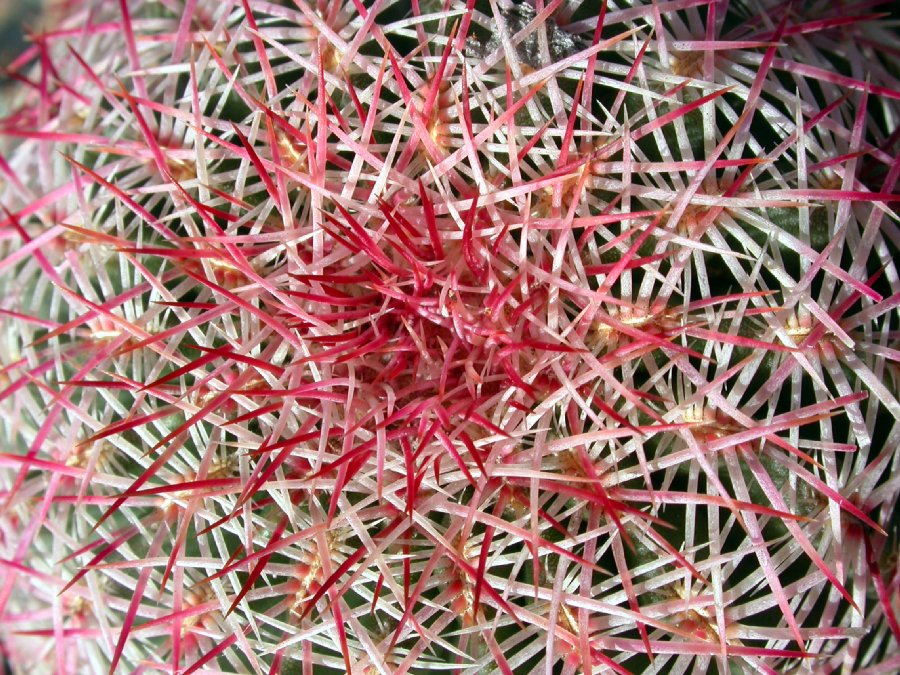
1, 1, 899, 673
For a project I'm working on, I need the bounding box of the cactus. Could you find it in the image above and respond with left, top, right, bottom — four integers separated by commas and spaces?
1, 0, 899, 673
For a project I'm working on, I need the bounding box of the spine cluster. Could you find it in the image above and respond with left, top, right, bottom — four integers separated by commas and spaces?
0, 1, 898, 673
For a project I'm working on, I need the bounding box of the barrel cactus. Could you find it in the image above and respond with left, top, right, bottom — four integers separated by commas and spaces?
1, 0, 898, 673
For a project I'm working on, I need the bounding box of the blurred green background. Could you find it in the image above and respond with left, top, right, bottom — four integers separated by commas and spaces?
0, 0, 45, 115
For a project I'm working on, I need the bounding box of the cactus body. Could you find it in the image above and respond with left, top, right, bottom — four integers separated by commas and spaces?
1, 1, 899, 673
